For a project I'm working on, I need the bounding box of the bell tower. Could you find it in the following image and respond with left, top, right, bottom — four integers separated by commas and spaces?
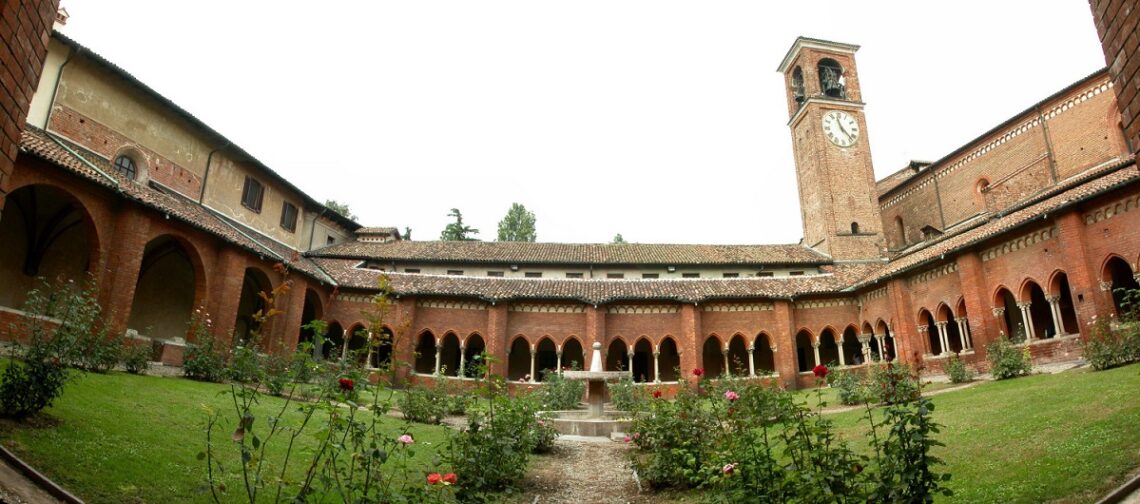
777, 37, 884, 261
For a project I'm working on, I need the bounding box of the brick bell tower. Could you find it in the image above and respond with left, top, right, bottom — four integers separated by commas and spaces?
778, 37, 885, 261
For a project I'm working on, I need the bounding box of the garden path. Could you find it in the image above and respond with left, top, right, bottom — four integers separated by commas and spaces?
511, 436, 651, 504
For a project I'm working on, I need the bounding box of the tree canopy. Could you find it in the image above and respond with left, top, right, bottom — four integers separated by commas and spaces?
324, 199, 357, 221
439, 208, 480, 241
496, 203, 537, 242
612, 233, 626, 244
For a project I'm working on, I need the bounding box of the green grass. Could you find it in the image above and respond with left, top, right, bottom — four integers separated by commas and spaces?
0, 371, 453, 503
826, 364, 1140, 503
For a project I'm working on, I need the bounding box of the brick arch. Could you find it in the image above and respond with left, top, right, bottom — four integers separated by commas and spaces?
935, 303, 953, 322
4, 180, 107, 261
794, 329, 815, 373
631, 336, 656, 382
1100, 253, 1135, 282
955, 297, 968, 318
460, 332, 486, 378
657, 336, 682, 381
992, 285, 1016, 307
1018, 277, 1045, 303
726, 333, 749, 377
345, 322, 369, 364
560, 336, 586, 372
794, 327, 816, 344
817, 326, 840, 366
875, 319, 889, 335
605, 337, 629, 373
126, 233, 207, 342
413, 329, 437, 374
753, 331, 773, 349
752, 332, 776, 375
861, 321, 873, 335
701, 335, 726, 378
533, 336, 559, 381
507, 335, 532, 381
1046, 269, 1070, 296
233, 266, 276, 347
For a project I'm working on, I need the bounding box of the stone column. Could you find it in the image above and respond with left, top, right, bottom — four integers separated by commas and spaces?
433, 340, 442, 376
1046, 295, 1064, 336
878, 334, 889, 361
935, 321, 949, 355
653, 349, 661, 383
917, 325, 929, 355
811, 341, 821, 367
957, 319, 971, 350
458, 343, 467, 378
860, 334, 873, 364
1018, 302, 1035, 341
837, 344, 846, 367
556, 348, 564, 376
627, 346, 634, 379
722, 347, 731, 377
529, 344, 537, 383
992, 307, 1006, 338
747, 344, 756, 377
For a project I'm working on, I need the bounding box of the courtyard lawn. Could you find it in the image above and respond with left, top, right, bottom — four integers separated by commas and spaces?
0, 370, 453, 504
826, 363, 1140, 503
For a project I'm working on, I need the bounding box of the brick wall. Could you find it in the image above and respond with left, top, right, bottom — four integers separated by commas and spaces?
0, 0, 59, 212
1090, 0, 1140, 159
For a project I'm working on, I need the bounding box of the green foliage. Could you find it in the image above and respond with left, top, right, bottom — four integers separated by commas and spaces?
183, 309, 227, 382
864, 389, 953, 501
496, 202, 537, 242
399, 384, 448, 424
120, 342, 151, 374
226, 344, 261, 383
870, 362, 921, 404
259, 351, 291, 396
323, 198, 357, 221
0, 358, 70, 420
445, 380, 550, 498
628, 379, 723, 488
1085, 289, 1140, 371
945, 353, 974, 383
608, 376, 648, 413
439, 208, 480, 241
829, 366, 866, 405
537, 370, 584, 411
611, 233, 626, 244
986, 336, 1032, 379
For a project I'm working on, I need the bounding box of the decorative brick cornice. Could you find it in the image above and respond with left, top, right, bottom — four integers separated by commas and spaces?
606, 305, 680, 314
863, 287, 887, 300
881, 80, 1113, 210
416, 300, 488, 311
702, 302, 774, 312
794, 298, 857, 310
980, 227, 1056, 262
338, 294, 376, 303
1083, 192, 1140, 224
908, 263, 958, 285
508, 303, 586, 313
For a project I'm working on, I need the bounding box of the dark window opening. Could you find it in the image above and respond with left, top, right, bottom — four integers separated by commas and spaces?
757, 271, 774, 277
642, 273, 659, 279
280, 202, 298, 232
524, 272, 542, 278
682, 272, 700, 278
789, 271, 805, 276
850, 222, 859, 234
566, 272, 584, 279
405, 268, 421, 274
723, 272, 739, 278
606, 273, 624, 279
791, 66, 805, 105
241, 176, 264, 213
325, 236, 336, 246
447, 270, 463, 276
487, 271, 504, 277
818, 58, 846, 99
114, 155, 138, 180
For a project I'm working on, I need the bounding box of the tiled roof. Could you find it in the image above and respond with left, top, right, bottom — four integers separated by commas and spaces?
19, 127, 334, 284
855, 158, 1139, 288
308, 241, 831, 266
316, 258, 881, 304
357, 227, 399, 234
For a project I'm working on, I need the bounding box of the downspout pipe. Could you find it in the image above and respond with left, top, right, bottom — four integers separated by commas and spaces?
308, 208, 328, 251
44, 45, 80, 129
198, 141, 231, 204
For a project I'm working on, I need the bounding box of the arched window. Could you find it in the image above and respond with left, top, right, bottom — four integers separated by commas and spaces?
114, 155, 137, 180
791, 66, 805, 104
974, 178, 990, 210
818, 59, 846, 99
894, 216, 906, 248
850, 222, 860, 234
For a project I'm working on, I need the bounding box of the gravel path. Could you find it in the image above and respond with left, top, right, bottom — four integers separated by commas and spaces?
511, 437, 646, 504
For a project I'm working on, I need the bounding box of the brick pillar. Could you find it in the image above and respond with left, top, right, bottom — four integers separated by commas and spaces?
276, 277, 307, 354
392, 297, 417, 382
486, 303, 509, 377
886, 278, 919, 364
584, 305, 604, 363
1089, 0, 1140, 161
1055, 210, 1105, 333
772, 300, 798, 389
0, 1, 60, 220
679, 304, 701, 387
955, 251, 996, 352
206, 247, 247, 347
98, 208, 151, 337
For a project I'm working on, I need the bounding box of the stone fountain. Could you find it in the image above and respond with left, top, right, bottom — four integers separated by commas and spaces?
547, 342, 631, 438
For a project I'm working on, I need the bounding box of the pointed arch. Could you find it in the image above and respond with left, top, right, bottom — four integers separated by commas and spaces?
414, 330, 436, 374
1046, 272, 1078, 335
534, 337, 558, 381
605, 338, 629, 373
561, 337, 585, 372
795, 329, 815, 372
462, 333, 486, 378
126, 234, 203, 342
702, 335, 725, 378
752, 332, 776, 375
726, 333, 749, 377
658, 337, 681, 382
841, 325, 862, 366
507, 336, 532, 381
632, 337, 654, 382
993, 286, 1025, 341
370, 325, 394, 370
347, 323, 369, 364
439, 332, 461, 376
818, 327, 840, 366
918, 308, 940, 355
1022, 280, 1056, 339
1102, 255, 1139, 316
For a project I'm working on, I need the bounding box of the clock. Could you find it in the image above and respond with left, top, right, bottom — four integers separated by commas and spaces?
822, 110, 859, 147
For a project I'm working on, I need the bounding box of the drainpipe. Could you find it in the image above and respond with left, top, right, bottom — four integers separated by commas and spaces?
198, 141, 231, 204
308, 208, 328, 251
44, 45, 80, 129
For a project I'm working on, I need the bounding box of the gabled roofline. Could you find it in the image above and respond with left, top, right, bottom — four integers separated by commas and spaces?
51, 31, 362, 232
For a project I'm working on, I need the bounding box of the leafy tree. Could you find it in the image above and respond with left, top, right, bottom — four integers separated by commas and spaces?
440, 208, 480, 241
496, 203, 537, 242
324, 199, 357, 221
612, 233, 626, 244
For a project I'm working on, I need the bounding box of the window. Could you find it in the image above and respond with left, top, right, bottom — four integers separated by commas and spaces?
241, 176, 264, 213
525, 272, 542, 278
404, 268, 421, 274
280, 202, 298, 232
789, 271, 805, 276
487, 271, 504, 277
682, 273, 700, 278
850, 222, 860, 234
565, 272, 583, 279
606, 273, 624, 279
757, 271, 774, 277
447, 270, 463, 276
818, 58, 846, 99
642, 273, 659, 279
113, 155, 137, 180
723, 273, 740, 278
326, 236, 336, 246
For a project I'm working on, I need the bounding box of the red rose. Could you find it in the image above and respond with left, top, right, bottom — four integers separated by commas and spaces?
812, 364, 829, 379
653, 390, 663, 399
427, 473, 442, 485
339, 378, 354, 391
692, 368, 704, 377
443, 472, 458, 485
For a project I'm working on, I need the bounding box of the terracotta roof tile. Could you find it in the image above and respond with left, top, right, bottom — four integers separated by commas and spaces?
309, 241, 831, 266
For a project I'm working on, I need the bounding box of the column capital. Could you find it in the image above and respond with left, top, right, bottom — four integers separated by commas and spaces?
935, 321, 948, 328
992, 307, 1005, 317
1099, 280, 1113, 292
811, 341, 821, 349
746, 345, 754, 352
917, 325, 929, 333
1045, 294, 1060, 303
1017, 302, 1031, 310
858, 334, 872, 343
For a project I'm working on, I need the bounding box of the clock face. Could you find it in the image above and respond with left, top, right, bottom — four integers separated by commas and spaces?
822, 110, 859, 147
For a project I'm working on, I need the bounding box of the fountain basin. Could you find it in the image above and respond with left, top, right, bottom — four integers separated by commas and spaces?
544, 410, 632, 437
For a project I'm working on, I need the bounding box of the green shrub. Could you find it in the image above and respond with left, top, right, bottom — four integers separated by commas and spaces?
870, 362, 920, 404
446, 382, 546, 497
608, 376, 646, 413
945, 353, 974, 383
0, 280, 83, 419
986, 337, 1032, 379
399, 385, 447, 424
120, 342, 151, 374
829, 366, 866, 405
226, 344, 261, 383
260, 351, 291, 395
537, 370, 584, 410
1084, 317, 1140, 370
182, 309, 227, 382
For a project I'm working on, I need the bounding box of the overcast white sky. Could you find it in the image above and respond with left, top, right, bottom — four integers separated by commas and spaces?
58, 1, 1107, 245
